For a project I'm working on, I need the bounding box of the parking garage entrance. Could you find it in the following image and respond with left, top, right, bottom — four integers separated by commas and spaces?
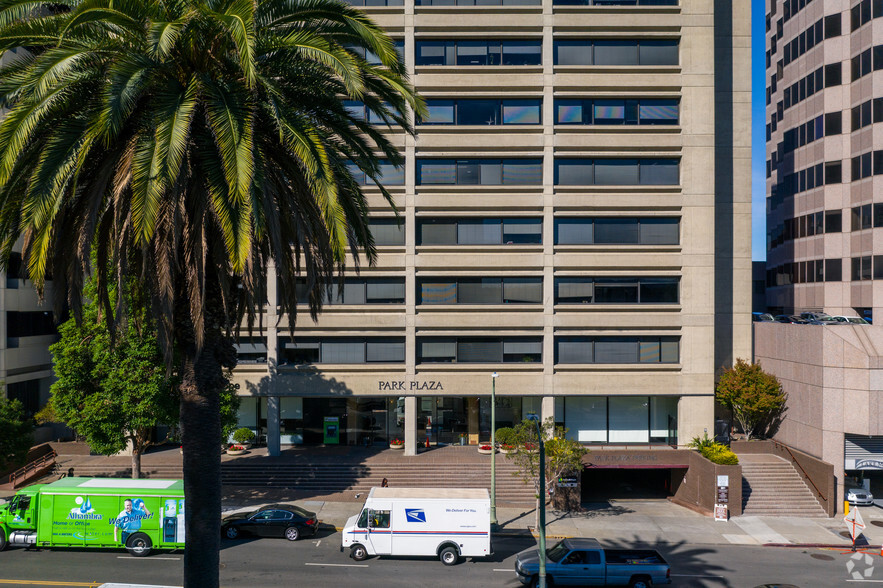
579, 450, 691, 503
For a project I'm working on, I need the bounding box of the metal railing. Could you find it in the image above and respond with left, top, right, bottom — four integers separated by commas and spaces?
772, 440, 828, 504
8, 450, 57, 488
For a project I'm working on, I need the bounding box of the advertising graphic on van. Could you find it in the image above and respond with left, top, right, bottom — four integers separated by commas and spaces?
68, 497, 101, 520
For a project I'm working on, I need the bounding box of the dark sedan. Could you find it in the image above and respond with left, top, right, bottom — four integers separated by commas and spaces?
222, 504, 319, 541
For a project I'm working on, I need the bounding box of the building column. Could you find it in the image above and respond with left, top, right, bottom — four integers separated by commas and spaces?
541, 396, 555, 425
404, 396, 417, 456
266, 396, 280, 456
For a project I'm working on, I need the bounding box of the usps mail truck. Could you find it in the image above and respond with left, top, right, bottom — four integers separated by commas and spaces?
341, 487, 491, 565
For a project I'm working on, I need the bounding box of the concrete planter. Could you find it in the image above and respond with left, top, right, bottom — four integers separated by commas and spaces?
477, 446, 496, 455
389, 443, 404, 450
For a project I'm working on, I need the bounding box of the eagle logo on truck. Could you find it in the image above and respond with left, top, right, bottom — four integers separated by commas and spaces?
405, 509, 426, 523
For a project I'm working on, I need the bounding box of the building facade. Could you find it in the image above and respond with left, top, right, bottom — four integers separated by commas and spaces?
765, 0, 883, 321
231, 0, 752, 456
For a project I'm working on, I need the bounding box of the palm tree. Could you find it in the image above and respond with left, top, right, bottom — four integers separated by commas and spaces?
0, 1, 421, 585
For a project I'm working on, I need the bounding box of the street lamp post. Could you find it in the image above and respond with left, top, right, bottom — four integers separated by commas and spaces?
526, 413, 546, 588
490, 371, 499, 529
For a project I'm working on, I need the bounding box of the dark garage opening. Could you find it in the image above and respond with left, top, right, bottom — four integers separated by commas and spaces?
581, 467, 685, 502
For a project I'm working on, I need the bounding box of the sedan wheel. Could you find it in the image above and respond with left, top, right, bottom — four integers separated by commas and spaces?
285, 526, 300, 541
224, 526, 239, 540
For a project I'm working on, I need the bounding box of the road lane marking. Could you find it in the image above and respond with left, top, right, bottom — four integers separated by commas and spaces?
305, 562, 369, 568
846, 580, 883, 583
493, 569, 515, 572
116, 556, 181, 560
316, 540, 322, 547
0, 581, 100, 587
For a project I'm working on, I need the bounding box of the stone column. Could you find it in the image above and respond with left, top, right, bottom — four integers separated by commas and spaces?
404, 396, 417, 456
541, 396, 555, 425
266, 396, 280, 456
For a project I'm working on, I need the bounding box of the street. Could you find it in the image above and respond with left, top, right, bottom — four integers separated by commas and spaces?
0, 530, 875, 587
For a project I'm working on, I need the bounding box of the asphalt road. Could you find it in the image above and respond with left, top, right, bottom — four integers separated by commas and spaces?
0, 530, 875, 587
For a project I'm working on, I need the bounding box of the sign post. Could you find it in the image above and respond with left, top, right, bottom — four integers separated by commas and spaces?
845, 507, 866, 552
714, 475, 729, 522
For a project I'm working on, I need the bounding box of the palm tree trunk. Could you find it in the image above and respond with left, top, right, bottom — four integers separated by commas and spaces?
180, 334, 224, 588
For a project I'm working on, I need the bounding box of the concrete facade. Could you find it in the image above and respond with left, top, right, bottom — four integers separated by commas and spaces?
753, 321, 883, 511
764, 0, 883, 320
231, 0, 752, 456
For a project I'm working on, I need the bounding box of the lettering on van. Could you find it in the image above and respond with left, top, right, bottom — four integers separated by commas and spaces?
108, 513, 153, 526
445, 508, 476, 513
68, 497, 102, 521
378, 380, 444, 391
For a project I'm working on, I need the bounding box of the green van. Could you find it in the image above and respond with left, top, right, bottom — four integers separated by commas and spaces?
0, 477, 185, 556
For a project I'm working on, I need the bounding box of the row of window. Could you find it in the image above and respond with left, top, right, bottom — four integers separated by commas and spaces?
850, 45, 883, 82
269, 336, 680, 364
767, 210, 841, 250
345, 0, 677, 6
286, 276, 680, 306
782, 64, 841, 111
766, 258, 842, 287
851, 255, 883, 281
6, 311, 56, 339
852, 97, 883, 131
418, 217, 680, 246
775, 112, 840, 154
851, 0, 883, 31
851, 203, 883, 231
413, 39, 679, 67
769, 161, 841, 210
781, 14, 841, 67
850, 150, 883, 181
780, 0, 814, 24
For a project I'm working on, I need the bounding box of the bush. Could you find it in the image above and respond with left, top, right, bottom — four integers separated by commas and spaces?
687, 433, 715, 450
232, 427, 256, 445
495, 427, 516, 446
698, 443, 739, 465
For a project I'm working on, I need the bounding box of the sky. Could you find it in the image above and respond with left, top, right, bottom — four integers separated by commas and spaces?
751, 0, 768, 261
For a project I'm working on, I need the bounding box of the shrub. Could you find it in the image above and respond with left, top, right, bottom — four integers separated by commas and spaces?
232, 427, 256, 445
699, 443, 739, 465
495, 427, 516, 446
389, 438, 404, 446
687, 433, 715, 450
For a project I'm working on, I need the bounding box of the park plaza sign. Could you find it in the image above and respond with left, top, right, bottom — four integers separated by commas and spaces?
378, 380, 445, 391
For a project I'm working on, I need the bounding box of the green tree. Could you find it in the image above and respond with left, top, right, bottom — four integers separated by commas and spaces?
508, 417, 587, 527
0, 395, 34, 472
0, 2, 420, 584
715, 358, 787, 440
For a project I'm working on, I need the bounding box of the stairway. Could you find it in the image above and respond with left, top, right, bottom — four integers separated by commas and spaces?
740, 455, 827, 518
220, 461, 536, 504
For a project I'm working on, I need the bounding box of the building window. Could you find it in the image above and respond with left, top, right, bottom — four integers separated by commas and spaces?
554, 159, 679, 185
852, 256, 873, 281
421, 99, 542, 125
416, 159, 542, 185
553, 39, 678, 66
852, 204, 873, 230
417, 0, 541, 4
555, 336, 679, 364
6, 379, 40, 417
825, 258, 842, 281
554, 98, 678, 125
555, 277, 678, 304
295, 278, 406, 305
418, 337, 543, 363
419, 277, 542, 304
415, 40, 542, 66
418, 218, 542, 245
364, 219, 405, 246
234, 338, 268, 364
554, 0, 678, 4
346, 160, 404, 186
348, 41, 405, 65
279, 338, 405, 365
6, 311, 56, 341
555, 217, 678, 245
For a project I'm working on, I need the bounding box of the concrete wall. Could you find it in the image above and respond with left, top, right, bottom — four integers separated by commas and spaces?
732, 439, 836, 517
752, 322, 883, 513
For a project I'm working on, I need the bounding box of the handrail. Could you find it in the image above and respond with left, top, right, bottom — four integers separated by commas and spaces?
773, 440, 827, 503
8, 450, 57, 488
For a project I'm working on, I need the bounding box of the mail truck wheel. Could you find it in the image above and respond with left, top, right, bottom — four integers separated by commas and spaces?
126, 532, 152, 557
351, 544, 368, 561
439, 546, 459, 566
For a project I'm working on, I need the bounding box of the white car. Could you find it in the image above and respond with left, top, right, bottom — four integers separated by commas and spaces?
847, 487, 875, 506
830, 316, 870, 325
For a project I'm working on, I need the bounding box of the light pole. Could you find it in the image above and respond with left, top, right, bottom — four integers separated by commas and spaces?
526, 413, 546, 588
490, 371, 499, 529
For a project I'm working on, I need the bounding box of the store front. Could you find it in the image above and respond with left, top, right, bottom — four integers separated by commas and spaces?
557, 396, 679, 446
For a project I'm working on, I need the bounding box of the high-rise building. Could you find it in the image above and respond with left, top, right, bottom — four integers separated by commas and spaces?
231, 0, 752, 458
764, 0, 881, 321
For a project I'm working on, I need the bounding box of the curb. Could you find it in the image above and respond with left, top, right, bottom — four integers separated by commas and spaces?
763, 543, 880, 549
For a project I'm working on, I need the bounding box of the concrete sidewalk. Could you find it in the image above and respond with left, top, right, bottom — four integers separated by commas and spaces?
221, 493, 883, 550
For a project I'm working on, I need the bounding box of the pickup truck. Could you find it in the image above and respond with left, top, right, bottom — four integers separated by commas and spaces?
514, 537, 671, 588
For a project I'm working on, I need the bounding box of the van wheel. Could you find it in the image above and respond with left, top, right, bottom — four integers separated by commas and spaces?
351, 544, 368, 561
126, 532, 152, 557
439, 546, 459, 566
0, 527, 6, 551
629, 577, 652, 588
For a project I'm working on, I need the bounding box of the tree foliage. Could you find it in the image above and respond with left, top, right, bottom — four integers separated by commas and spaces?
508, 418, 587, 522
0, 1, 421, 584
0, 396, 33, 472
715, 358, 787, 440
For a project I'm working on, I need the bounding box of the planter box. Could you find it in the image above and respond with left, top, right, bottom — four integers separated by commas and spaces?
477, 447, 496, 455
500, 448, 517, 455
227, 449, 247, 456
389, 443, 404, 450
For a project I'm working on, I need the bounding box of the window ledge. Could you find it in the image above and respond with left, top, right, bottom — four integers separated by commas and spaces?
416, 65, 544, 75
416, 184, 543, 193
554, 245, 681, 252
417, 245, 544, 252
553, 65, 681, 74
415, 5, 542, 13
416, 363, 543, 371
554, 363, 681, 371
554, 184, 681, 193
416, 304, 544, 311
554, 304, 681, 311
553, 6, 679, 13
553, 125, 681, 134
417, 125, 544, 133
277, 364, 407, 373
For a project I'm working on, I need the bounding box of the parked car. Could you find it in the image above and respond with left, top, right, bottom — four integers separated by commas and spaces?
774, 315, 807, 324
222, 504, 319, 541
800, 312, 834, 322
829, 316, 871, 325
514, 538, 671, 588
846, 487, 875, 506
752, 312, 775, 322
